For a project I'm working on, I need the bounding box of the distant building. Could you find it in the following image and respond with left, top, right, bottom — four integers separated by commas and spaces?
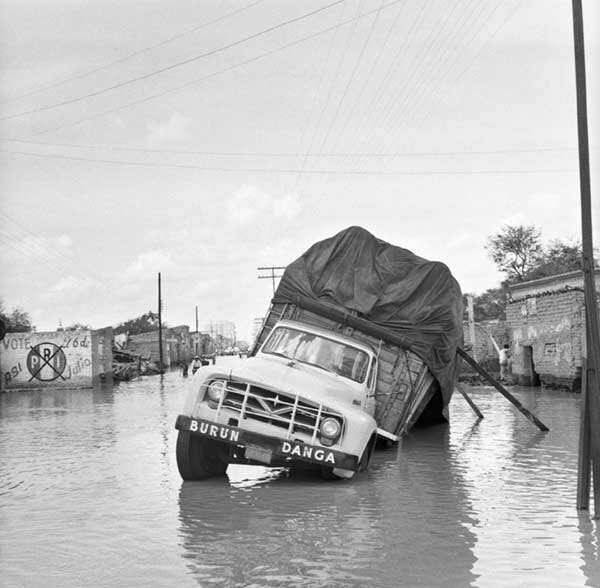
203, 321, 236, 353
506, 269, 600, 391
127, 325, 192, 367
190, 331, 214, 357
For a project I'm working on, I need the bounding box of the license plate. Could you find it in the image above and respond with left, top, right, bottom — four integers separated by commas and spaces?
245, 444, 272, 465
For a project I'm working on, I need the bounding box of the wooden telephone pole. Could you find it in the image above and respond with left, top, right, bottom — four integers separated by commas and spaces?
158, 272, 164, 374
572, 0, 600, 517
258, 266, 286, 294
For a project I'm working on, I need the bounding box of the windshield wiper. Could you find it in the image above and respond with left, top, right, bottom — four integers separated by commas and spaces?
265, 351, 292, 360
295, 359, 337, 376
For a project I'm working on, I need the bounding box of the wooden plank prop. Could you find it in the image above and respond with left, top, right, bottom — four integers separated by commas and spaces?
457, 347, 549, 432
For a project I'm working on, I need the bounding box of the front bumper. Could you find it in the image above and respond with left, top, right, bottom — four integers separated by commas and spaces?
175, 414, 359, 471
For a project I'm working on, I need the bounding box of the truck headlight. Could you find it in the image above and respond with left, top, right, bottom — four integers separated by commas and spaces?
206, 379, 227, 406
320, 417, 342, 441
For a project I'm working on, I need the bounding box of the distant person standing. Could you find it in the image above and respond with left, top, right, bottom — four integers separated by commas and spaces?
499, 344, 511, 381
191, 356, 202, 375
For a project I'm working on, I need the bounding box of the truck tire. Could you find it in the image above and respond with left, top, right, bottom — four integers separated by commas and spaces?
358, 436, 376, 472
176, 431, 228, 480
321, 436, 376, 480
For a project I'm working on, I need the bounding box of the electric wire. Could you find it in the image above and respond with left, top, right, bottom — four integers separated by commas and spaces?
329, 0, 409, 151
0, 0, 265, 105
0, 0, 346, 122
352, 0, 473, 157
352, 0, 504, 172
316, 0, 385, 154
0, 137, 578, 157
28, 0, 405, 137
1, 149, 581, 175
413, 0, 524, 129
374, 0, 503, 155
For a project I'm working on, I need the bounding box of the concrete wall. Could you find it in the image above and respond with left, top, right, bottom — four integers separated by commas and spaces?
92, 327, 113, 384
1, 330, 111, 390
506, 290, 585, 391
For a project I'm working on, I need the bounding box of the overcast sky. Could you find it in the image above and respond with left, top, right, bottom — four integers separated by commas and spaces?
1, 0, 598, 341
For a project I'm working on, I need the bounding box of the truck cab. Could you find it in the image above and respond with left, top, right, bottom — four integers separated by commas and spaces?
175, 320, 380, 480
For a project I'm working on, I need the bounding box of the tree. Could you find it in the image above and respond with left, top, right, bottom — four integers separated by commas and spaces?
486, 224, 542, 283
63, 322, 91, 331
0, 302, 33, 333
113, 311, 163, 335
525, 239, 587, 280
463, 286, 508, 322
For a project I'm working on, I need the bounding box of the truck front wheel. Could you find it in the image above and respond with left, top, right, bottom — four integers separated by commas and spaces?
176, 431, 228, 480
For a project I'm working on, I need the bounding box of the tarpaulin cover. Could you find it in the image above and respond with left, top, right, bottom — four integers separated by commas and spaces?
273, 226, 464, 401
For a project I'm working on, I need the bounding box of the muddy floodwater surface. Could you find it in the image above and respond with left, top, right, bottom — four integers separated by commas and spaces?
1, 369, 599, 587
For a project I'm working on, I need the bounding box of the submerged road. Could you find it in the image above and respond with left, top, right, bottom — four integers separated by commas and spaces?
1, 370, 598, 587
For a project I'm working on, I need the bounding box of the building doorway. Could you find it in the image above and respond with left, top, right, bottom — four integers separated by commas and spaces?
521, 345, 541, 386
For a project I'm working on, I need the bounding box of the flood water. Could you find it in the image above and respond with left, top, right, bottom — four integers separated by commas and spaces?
1, 369, 599, 588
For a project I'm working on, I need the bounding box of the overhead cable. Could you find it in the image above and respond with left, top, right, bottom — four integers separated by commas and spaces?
32, 0, 405, 136
0, 0, 265, 105
0, 0, 346, 122
1, 149, 581, 176
0, 137, 578, 157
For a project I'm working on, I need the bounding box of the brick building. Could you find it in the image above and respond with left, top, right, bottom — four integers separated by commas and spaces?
126, 325, 192, 367
506, 269, 600, 391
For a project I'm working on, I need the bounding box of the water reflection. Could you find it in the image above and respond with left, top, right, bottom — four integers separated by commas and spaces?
578, 515, 600, 587
0, 386, 117, 503
177, 424, 479, 588
1, 374, 597, 588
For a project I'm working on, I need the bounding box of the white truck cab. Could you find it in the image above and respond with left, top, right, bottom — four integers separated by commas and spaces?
175, 320, 382, 480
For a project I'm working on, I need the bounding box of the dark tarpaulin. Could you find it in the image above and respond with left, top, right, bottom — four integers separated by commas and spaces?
273, 226, 464, 402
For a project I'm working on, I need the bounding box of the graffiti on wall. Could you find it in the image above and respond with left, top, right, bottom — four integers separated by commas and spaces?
1, 331, 93, 389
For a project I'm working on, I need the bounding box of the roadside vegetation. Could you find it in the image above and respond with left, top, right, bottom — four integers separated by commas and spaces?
465, 223, 597, 322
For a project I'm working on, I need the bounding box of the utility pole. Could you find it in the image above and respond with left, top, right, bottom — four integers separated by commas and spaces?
258, 266, 286, 295
195, 305, 199, 355
158, 272, 164, 374
572, 0, 600, 517
466, 294, 477, 361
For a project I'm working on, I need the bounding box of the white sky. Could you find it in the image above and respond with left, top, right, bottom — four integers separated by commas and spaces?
0, 0, 598, 341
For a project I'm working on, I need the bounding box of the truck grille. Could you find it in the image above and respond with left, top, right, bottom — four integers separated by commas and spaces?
215, 381, 343, 441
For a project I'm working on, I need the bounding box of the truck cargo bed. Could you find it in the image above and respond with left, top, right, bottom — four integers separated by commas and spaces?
250, 299, 441, 437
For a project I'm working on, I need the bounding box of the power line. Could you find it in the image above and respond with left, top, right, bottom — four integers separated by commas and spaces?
29, 0, 405, 137
1, 0, 346, 122
316, 0, 385, 154
0, 0, 265, 105
0, 137, 578, 157
1, 149, 582, 175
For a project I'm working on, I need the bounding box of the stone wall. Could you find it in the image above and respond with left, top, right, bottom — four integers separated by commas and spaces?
462, 320, 509, 373
506, 290, 585, 391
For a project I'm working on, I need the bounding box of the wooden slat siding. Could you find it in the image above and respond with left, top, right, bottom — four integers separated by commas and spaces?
252, 302, 432, 434
376, 349, 408, 426
399, 371, 436, 434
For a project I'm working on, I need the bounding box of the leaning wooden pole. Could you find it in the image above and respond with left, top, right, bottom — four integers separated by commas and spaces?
572, 0, 600, 517
456, 383, 484, 420
457, 348, 549, 432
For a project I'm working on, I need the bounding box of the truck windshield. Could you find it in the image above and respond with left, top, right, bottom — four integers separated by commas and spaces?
262, 326, 370, 383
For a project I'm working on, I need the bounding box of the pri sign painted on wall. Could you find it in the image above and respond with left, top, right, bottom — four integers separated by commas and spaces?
1, 331, 93, 390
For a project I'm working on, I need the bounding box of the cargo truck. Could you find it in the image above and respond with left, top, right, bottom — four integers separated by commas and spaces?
175, 226, 463, 480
